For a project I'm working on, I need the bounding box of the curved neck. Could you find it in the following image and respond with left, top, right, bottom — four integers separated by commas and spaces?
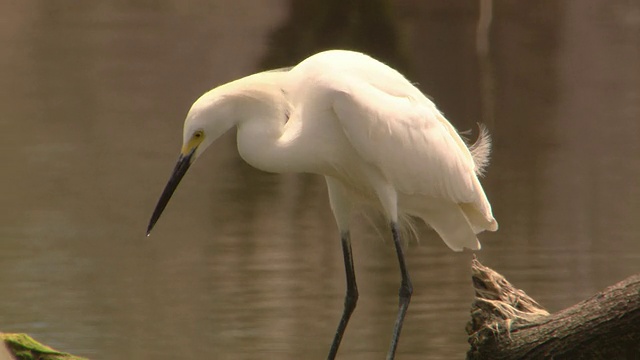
235, 96, 309, 174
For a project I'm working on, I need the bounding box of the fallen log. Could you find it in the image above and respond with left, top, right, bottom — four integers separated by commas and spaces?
466, 256, 640, 359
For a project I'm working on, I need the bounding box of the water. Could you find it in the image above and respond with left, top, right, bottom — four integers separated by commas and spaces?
1, 1, 639, 359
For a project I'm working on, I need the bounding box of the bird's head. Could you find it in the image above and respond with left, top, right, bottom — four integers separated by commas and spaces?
146, 91, 236, 236
146, 71, 289, 236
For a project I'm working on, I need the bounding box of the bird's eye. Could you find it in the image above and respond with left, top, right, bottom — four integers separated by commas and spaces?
194, 131, 203, 139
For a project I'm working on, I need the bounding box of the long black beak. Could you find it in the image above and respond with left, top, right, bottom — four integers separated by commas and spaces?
147, 150, 195, 236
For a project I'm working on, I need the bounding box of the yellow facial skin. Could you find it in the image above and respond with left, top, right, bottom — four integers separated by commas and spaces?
182, 130, 205, 157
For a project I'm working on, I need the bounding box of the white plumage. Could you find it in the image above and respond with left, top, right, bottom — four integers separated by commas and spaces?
148, 49, 498, 359
186, 50, 497, 248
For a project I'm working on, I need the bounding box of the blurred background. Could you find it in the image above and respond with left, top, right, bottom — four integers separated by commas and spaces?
0, 0, 639, 359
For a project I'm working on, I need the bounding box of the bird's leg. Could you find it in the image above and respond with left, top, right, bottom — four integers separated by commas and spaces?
327, 231, 359, 360
386, 222, 413, 360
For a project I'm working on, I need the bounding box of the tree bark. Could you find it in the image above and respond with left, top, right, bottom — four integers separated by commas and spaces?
466, 256, 640, 359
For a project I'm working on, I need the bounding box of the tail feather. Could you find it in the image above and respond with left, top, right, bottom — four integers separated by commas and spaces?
418, 200, 481, 251
459, 202, 498, 233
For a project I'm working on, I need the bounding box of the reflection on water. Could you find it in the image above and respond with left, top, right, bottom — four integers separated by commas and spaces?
1, 1, 639, 359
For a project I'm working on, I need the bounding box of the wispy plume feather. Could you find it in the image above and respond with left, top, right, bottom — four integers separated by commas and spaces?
469, 123, 492, 176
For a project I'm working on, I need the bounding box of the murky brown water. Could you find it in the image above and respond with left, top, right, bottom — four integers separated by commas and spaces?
1, 1, 639, 359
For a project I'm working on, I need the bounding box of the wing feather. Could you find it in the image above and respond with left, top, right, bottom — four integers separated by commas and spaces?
331, 77, 479, 204
330, 78, 497, 233
288, 50, 497, 243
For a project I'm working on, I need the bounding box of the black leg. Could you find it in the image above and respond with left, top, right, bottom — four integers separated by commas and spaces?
327, 231, 359, 360
387, 222, 413, 360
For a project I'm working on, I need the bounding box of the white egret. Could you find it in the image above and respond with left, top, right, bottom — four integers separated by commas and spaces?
147, 50, 498, 360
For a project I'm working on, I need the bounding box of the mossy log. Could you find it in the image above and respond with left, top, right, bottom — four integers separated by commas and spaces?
0, 333, 87, 360
466, 256, 640, 359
